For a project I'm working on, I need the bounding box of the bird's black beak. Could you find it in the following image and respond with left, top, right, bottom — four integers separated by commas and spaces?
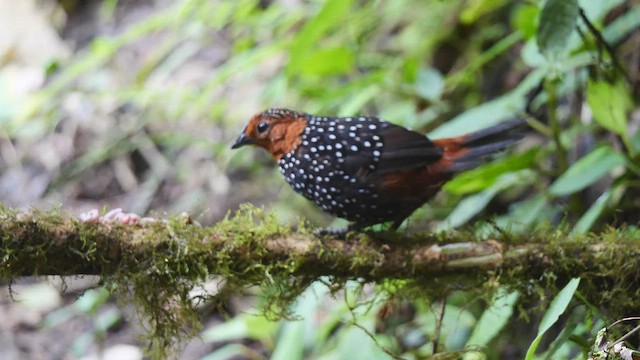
231, 133, 253, 149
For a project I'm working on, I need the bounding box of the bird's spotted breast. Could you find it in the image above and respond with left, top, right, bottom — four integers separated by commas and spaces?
278, 115, 390, 223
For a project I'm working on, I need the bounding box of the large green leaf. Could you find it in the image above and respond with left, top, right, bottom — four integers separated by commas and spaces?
525, 278, 580, 360
201, 344, 258, 360
536, 0, 579, 59
201, 314, 276, 343
579, 0, 626, 21
587, 79, 633, 137
417, 303, 478, 350
334, 324, 391, 360
549, 146, 626, 196
571, 188, 615, 235
539, 306, 586, 360
273, 282, 329, 360
429, 68, 544, 138
271, 321, 305, 360
465, 289, 519, 351
440, 170, 534, 229
287, 0, 353, 75
490, 195, 550, 232
297, 46, 355, 76
416, 67, 445, 101
336, 88, 381, 118
511, 4, 539, 40
445, 148, 538, 195
460, 0, 509, 24
603, 4, 640, 44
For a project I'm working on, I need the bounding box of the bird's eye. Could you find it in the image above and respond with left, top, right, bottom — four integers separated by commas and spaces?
256, 121, 269, 133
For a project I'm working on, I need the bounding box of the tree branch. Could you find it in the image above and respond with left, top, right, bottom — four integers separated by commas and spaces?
0, 206, 636, 292
1, 206, 639, 324
2, 206, 640, 357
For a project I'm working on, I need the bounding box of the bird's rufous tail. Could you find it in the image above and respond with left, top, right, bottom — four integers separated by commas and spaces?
434, 119, 526, 174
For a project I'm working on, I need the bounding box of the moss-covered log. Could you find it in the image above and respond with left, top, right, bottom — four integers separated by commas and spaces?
1, 206, 640, 300
0, 212, 508, 278
2, 205, 640, 357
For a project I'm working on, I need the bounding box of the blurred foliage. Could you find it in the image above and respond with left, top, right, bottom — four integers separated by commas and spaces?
3, 0, 639, 232
1, 0, 640, 358
43, 288, 123, 357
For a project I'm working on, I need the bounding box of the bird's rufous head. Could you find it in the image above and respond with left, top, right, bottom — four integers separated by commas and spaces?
231, 108, 307, 160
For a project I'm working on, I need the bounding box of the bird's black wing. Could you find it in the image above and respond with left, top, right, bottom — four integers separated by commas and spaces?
322, 117, 442, 177
373, 122, 443, 174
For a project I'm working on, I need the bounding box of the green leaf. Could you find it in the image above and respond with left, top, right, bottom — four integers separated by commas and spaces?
430, 68, 543, 138
297, 46, 355, 76
539, 306, 584, 360
418, 303, 478, 350
465, 289, 519, 351
603, 4, 640, 44
579, 0, 626, 23
14, 283, 62, 312
440, 170, 534, 229
74, 288, 110, 314
313, 304, 350, 348
201, 344, 257, 360
571, 189, 614, 235
94, 308, 121, 333
445, 148, 538, 195
337, 85, 380, 116
402, 57, 420, 83
42, 307, 76, 328
536, 0, 579, 59
271, 320, 305, 360
287, 0, 353, 75
489, 195, 551, 233
201, 317, 250, 343
506, 195, 549, 228
379, 100, 419, 129
335, 324, 391, 360
587, 79, 632, 137
201, 314, 276, 343
460, 0, 509, 24
525, 278, 580, 360
442, 188, 500, 230
549, 146, 626, 196
416, 67, 445, 101
273, 282, 329, 359
511, 4, 539, 40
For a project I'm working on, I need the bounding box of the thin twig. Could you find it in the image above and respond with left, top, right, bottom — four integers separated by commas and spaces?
432, 298, 447, 355
611, 324, 640, 350
579, 8, 629, 83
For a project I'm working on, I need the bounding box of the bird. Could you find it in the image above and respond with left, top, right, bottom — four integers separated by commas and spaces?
231, 108, 525, 234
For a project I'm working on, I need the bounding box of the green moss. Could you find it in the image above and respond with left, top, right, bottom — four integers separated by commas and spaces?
98, 204, 314, 357
1, 204, 640, 358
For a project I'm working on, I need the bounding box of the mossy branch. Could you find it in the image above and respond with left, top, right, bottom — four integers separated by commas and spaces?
1, 206, 640, 304
1, 205, 640, 357
0, 212, 507, 279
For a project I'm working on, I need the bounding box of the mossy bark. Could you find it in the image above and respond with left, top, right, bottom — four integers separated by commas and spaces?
1, 207, 639, 302
1, 205, 640, 358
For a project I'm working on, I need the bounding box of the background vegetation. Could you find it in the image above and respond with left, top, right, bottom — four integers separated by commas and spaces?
1, 0, 639, 359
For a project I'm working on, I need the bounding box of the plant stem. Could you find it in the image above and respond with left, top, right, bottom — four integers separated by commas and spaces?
545, 78, 568, 174
545, 77, 583, 215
